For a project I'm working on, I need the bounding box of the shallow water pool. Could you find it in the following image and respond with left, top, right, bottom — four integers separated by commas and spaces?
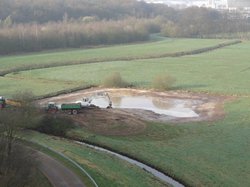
91, 95, 199, 118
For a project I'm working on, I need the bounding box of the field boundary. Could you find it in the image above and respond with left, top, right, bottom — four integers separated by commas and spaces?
0, 40, 241, 76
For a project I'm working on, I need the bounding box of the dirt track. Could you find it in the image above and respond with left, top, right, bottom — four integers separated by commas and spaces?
39, 88, 230, 136
36, 151, 85, 187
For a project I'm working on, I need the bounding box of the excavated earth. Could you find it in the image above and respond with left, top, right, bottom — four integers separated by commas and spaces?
38, 88, 231, 136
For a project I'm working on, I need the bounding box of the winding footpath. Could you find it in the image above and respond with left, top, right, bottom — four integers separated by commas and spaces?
35, 151, 86, 187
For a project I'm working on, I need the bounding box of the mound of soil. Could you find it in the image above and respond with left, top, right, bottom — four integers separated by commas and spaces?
72, 108, 146, 136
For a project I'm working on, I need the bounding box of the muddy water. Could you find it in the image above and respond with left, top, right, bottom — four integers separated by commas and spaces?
76, 141, 184, 187
91, 96, 199, 118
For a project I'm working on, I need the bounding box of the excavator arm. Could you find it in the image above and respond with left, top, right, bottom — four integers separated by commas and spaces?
76, 92, 112, 108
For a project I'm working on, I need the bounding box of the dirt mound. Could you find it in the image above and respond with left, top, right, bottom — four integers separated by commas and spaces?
72, 108, 146, 136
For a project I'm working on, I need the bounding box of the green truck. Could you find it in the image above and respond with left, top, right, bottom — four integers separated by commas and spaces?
46, 102, 81, 114
61, 103, 81, 114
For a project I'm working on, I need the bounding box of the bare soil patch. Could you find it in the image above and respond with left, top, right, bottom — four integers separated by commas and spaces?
38, 88, 230, 136
72, 108, 146, 136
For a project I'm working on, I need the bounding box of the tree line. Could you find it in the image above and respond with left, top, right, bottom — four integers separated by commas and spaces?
160, 7, 250, 37
0, 18, 160, 54
0, 0, 249, 54
0, 0, 161, 23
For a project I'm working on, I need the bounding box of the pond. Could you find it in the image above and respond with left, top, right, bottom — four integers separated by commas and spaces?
91, 95, 199, 118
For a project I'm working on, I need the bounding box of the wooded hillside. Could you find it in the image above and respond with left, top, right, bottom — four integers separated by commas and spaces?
0, 0, 249, 54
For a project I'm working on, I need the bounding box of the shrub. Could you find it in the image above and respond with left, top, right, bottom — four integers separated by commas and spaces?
103, 72, 129, 88
35, 116, 74, 137
152, 73, 175, 90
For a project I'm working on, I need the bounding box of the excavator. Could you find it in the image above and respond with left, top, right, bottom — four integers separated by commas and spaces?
46, 92, 112, 114
75, 92, 112, 109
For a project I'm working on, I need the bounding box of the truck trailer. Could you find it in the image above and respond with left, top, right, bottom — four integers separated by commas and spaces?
46, 102, 81, 115
61, 103, 81, 114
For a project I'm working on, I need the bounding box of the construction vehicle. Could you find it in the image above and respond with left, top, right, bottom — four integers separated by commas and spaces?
61, 103, 81, 114
46, 102, 59, 113
46, 102, 81, 115
45, 92, 112, 115
0, 96, 21, 109
75, 92, 112, 108
0, 96, 6, 109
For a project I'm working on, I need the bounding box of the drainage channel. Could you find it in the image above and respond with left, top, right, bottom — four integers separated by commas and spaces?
76, 141, 185, 187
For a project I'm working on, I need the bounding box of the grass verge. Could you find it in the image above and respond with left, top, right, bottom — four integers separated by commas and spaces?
19, 138, 97, 187
20, 131, 169, 187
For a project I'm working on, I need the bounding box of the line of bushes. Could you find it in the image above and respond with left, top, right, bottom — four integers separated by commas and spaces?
167, 40, 242, 57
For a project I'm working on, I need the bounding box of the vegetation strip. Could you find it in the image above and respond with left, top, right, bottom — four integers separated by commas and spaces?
20, 139, 98, 187
0, 40, 240, 76
76, 141, 184, 187
43, 145, 99, 187
72, 137, 187, 187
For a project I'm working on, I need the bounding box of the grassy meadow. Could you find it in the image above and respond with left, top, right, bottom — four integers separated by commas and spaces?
21, 131, 168, 187
0, 38, 230, 71
0, 76, 85, 97
3, 40, 250, 96
1, 37, 250, 186
0, 38, 230, 74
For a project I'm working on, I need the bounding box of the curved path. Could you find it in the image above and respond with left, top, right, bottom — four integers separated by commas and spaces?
76, 141, 184, 187
35, 151, 86, 187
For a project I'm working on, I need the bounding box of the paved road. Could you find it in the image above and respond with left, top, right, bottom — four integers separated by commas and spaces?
35, 151, 86, 187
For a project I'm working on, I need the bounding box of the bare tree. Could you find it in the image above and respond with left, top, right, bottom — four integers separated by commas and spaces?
0, 91, 39, 186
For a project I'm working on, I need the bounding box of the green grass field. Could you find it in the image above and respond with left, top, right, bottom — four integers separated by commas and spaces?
1, 37, 250, 186
21, 131, 168, 187
0, 38, 229, 73
0, 76, 85, 97
0, 37, 234, 97
4, 41, 250, 96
